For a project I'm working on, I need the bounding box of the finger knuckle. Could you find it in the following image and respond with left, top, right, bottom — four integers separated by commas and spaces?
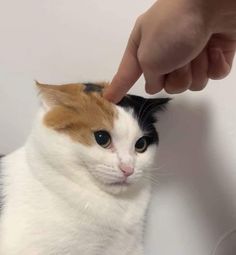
135, 14, 144, 26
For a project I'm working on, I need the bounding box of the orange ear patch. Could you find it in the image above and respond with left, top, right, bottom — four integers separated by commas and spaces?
37, 82, 117, 146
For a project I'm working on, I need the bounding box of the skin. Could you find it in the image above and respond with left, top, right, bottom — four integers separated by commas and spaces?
104, 0, 236, 103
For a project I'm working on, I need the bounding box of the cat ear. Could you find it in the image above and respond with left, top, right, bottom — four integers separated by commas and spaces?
118, 95, 171, 118
36, 81, 74, 110
138, 97, 171, 124
145, 97, 171, 114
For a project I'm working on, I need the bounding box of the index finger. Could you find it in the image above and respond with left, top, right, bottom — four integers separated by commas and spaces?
104, 24, 142, 103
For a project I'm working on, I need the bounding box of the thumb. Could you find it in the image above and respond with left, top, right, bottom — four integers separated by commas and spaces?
104, 21, 142, 103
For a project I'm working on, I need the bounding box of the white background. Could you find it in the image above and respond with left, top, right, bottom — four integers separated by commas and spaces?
0, 0, 236, 254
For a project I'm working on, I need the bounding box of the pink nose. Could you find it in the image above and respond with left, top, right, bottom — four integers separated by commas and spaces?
119, 163, 134, 177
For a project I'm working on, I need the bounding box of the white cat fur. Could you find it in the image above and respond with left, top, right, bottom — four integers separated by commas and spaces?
0, 105, 158, 255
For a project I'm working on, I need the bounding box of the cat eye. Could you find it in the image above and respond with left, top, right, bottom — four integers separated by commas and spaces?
94, 130, 111, 148
135, 137, 148, 153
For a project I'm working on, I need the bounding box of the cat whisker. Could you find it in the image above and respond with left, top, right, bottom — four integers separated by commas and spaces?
137, 164, 164, 172
145, 167, 175, 176
150, 172, 175, 177
96, 163, 114, 169
94, 168, 121, 182
142, 175, 160, 187
147, 163, 167, 171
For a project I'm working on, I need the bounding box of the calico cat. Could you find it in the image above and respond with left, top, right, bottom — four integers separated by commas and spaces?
0, 82, 169, 255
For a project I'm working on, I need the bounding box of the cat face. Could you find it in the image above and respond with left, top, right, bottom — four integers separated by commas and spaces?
37, 82, 169, 194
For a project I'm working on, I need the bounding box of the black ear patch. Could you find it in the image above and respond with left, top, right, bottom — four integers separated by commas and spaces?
83, 83, 104, 93
117, 95, 170, 114
117, 95, 170, 145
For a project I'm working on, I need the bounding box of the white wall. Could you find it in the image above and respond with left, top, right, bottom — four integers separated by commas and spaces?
0, 0, 236, 254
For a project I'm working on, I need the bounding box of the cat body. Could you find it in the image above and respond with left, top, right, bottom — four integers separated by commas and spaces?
0, 148, 149, 255
0, 82, 169, 255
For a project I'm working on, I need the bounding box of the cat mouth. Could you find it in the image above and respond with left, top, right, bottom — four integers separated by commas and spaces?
109, 179, 130, 186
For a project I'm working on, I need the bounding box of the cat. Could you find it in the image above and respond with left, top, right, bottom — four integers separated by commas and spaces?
0, 82, 169, 255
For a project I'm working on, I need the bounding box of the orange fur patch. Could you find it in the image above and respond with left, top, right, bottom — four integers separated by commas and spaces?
37, 82, 117, 146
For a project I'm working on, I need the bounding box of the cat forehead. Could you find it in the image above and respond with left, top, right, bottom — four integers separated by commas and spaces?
39, 82, 118, 145
113, 106, 141, 138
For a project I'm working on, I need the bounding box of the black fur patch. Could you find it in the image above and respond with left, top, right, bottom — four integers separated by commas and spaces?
117, 95, 170, 145
83, 83, 104, 93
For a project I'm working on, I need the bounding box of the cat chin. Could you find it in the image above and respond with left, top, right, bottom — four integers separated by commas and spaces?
92, 177, 143, 195
87, 177, 132, 195
100, 183, 130, 195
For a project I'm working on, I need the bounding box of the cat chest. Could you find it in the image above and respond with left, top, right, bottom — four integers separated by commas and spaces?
37, 192, 145, 236
3, 201, 142, 255
1, 183, 149, 255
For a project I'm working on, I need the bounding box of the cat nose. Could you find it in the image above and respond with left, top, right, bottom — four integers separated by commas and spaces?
119, 163, 134, 177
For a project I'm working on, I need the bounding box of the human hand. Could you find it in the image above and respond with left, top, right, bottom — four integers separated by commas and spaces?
104, 0, 236, 103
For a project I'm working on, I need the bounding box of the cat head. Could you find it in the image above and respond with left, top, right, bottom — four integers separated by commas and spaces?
35, 82, 170, 194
